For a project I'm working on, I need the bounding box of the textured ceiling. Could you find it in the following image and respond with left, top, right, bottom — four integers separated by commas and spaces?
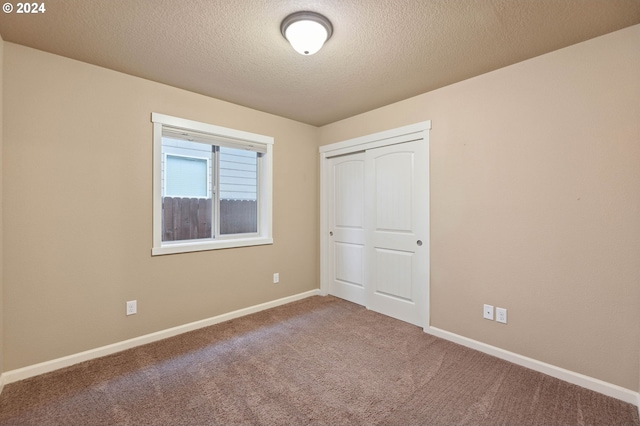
1, 0, 639, 126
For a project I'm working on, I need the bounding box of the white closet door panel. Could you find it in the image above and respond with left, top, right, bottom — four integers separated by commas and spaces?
328, 153, 367, 305
335, 242, 364, 287
366, 141, 428, 326
374, 248, 413, 301
334, 160, 365, 229
374, 152, 413, 232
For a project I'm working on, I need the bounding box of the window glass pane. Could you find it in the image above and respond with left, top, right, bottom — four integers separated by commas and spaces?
219, 147, 257, 200
219, 147, 258, 234
161, 138, 213, 242
166, 156, 208, 197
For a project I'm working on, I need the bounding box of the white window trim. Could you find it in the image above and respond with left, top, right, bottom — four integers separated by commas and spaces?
152, 113, 273, 256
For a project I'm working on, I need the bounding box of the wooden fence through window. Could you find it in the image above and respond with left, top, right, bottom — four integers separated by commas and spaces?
162, 197, 257, 241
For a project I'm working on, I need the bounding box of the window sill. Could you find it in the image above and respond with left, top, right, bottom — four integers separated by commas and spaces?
152, 237, 273, 256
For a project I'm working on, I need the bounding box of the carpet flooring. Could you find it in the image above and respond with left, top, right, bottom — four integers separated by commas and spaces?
0, 295, 638, 425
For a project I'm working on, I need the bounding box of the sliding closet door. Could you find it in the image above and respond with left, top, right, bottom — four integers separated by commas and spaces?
321, 121, 430, 328
365, 141, 428, 327
327, 153, 367, 305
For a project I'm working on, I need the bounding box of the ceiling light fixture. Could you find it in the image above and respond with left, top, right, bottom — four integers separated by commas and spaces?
281, 11, 333, 56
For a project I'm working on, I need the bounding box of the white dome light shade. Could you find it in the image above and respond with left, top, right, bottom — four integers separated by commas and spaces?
281, 12, 333, 56
285, 20, 327, 55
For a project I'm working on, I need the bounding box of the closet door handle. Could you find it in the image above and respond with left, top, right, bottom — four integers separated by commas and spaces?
329, 232, 333, 236
416, 240, 422, 246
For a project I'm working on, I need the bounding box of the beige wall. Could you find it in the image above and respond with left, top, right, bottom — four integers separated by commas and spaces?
320, 25, 640, 391
2, 43, 319, 371
0, 35, 4, 378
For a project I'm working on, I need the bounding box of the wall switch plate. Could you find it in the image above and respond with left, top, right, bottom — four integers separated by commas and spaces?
483, 304, 494, 320
496, 307, 507, 324
273, 273, 280, 284
126, 300, 137, 316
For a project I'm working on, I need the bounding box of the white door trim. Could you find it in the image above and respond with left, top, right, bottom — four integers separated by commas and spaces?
319, 121, 431, 326
319, 121, 431, 157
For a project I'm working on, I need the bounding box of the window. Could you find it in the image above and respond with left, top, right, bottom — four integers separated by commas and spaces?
165, 155, 209, 198
152, 113, 273, 255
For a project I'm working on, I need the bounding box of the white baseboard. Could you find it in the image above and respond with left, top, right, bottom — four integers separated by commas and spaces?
2, 294, 637, 409
2, 289, 322, 386
426, 326, 639, 406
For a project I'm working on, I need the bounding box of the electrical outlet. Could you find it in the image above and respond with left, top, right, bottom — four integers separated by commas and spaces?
483, 304, 494, 320
496, 307, 507, 324
126, 300, 137, 316
273, 273, 280, 284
